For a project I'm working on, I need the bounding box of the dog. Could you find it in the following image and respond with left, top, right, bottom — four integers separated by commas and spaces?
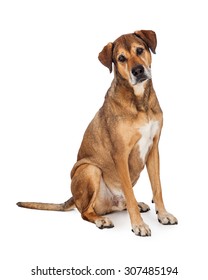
17, 30, 178, 236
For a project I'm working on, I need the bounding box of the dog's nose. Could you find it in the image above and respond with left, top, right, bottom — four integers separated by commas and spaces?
131, 65, 144, 77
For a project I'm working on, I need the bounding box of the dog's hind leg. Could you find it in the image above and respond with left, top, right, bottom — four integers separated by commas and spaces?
71, 164, 114, 229
138, 202, 150, 213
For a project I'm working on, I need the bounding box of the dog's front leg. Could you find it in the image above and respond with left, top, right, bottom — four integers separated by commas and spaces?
146, 141, 178, 225
114, 153, 151, 236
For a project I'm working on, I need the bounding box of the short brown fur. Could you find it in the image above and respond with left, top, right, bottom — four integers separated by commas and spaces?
17, 30, 177, 236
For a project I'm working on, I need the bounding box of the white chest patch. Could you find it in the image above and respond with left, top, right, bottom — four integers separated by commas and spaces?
138, 120, 159, 163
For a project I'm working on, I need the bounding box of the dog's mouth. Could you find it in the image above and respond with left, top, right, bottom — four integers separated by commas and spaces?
130, 74, 150, 86
137, 75, 148, 83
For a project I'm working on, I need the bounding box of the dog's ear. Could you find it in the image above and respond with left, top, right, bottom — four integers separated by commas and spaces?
134, 30, 157, 54
98, 43, 114, 73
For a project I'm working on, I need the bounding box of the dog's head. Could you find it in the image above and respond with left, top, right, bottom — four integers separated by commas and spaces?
98, 30, 156, 90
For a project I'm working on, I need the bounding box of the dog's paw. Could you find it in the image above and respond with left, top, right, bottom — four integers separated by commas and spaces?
95, 217, 114, 229
138, 202, 150, 213
132, 222, 151, 236
158, 212, 178, 225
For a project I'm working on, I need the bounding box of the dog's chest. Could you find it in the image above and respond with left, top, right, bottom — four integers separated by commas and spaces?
137, 120, 159, 163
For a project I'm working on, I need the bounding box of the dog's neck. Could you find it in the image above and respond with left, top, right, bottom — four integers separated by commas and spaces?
111, 75, 152, 112
132, 81, 148, 97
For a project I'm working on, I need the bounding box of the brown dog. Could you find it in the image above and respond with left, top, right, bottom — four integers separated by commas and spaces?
17, 30, 178, 236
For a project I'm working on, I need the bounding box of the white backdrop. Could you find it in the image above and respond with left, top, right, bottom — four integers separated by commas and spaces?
1, 0, 208, 279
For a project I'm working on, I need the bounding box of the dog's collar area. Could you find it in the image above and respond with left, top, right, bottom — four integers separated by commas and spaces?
133, 80, 152, 112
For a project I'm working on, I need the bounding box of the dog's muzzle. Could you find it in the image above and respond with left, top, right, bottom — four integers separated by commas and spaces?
130, 64, 151, 85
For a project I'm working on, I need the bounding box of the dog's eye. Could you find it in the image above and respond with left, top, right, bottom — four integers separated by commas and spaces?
118, 55, 126, 62
136, 47, 144, 55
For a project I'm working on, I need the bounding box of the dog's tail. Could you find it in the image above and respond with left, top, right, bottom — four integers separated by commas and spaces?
16, 197, 76, 211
